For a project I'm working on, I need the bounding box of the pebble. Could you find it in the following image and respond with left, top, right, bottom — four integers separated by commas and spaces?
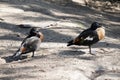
0, 58, 6, 64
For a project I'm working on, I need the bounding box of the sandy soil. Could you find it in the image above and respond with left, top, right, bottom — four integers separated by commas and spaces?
0, 0, 120, 80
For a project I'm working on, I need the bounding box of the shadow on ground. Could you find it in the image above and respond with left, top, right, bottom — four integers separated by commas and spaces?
0, 0, 120, 38
0, 66, 38, 80
58, 49, 98, 60
59, 50, 85, 56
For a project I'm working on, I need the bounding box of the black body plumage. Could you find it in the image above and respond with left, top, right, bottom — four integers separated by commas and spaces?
67, 22, 105, 54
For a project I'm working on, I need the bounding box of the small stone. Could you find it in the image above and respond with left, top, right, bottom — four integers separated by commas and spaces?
106, 43, 109, 46
16, 34, 21, 37
39, 69, 45, 72
0, 58, 6, 64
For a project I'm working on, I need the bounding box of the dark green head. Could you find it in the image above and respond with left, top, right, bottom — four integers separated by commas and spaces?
29, 28, 41, 36
90, 22, 102, 30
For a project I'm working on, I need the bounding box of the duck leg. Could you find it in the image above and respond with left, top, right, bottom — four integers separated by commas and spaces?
89, 46, 95, 55
89, 45, 94, 55
89, 46, 91, 54
32, 51, 35, 57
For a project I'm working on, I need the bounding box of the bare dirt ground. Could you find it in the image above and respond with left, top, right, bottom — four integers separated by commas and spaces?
0, 0, 120, 80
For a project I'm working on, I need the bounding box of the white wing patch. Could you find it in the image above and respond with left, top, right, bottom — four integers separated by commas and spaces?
85, 36, 93, 41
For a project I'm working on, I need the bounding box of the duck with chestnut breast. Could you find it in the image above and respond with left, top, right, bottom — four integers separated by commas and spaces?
12, 31, 44, 58
67, 22, 105, 54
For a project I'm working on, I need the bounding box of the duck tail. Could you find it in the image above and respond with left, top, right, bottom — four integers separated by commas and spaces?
12, 49, 22, 58
67, 40, 74, 46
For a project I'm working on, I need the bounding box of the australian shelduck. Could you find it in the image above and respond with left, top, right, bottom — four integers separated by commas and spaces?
67, 22, 105, 54
12, 30, 44, 58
